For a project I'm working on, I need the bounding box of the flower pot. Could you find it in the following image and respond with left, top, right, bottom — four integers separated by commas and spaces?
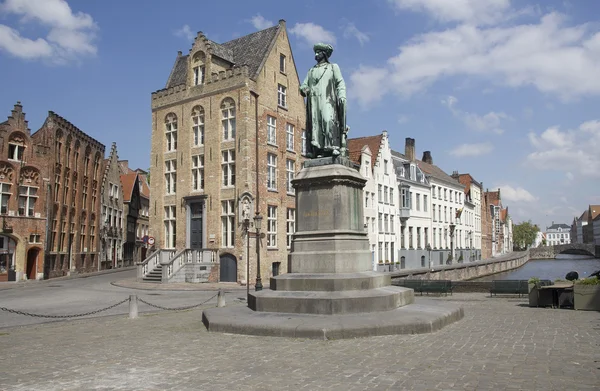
528, 283, 539, 307
574, 284, 600, 311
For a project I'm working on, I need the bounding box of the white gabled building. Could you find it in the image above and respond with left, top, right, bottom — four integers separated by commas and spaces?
451, 172, 483, 260
348, 132, 399, 270
391, 150, 432, 269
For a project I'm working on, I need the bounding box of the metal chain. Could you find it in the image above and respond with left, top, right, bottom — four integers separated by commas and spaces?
0, 298, 129, 319
137, 293, 218, 311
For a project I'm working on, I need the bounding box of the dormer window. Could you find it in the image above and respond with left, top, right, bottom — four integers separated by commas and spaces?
8, 143, 24, 161
410, 164, 416, 180
193, 65, 205, 85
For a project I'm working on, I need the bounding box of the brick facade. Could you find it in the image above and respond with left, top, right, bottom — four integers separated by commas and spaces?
149, 20, 305, 283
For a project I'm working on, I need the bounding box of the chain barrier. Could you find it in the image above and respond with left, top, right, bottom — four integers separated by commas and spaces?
137, 293, 218, 311
0, 293, 219, 318
0, 298, 130, 319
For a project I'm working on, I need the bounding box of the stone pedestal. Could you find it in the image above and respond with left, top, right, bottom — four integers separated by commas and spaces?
203, 157, 463, 339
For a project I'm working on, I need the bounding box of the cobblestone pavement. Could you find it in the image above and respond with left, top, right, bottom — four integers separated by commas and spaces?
0, 293, 598, 391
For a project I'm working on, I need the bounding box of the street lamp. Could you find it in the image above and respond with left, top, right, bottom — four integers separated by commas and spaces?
449, 224, 456, 264
253, 213, 263, 291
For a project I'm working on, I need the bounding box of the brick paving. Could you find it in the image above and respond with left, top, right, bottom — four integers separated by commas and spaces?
0, 293, 598, 391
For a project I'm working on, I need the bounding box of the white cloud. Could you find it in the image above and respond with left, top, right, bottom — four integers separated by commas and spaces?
174, 24, 194, 41
343, 22, 369, 46
526, 120, 600, 178
289, 22, 336, 46
449, 142, 493, 157
389, 0, 512, 25
496, 184, 537, 202
442, 95, 509, 134
397, 114, 409, 124
349, 66, 388, 106
0, 0, 97, 64
349, 11, 600, 107
250, 14, 273, 30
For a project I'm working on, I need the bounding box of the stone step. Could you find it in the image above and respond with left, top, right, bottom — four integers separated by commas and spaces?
248, 286, 414, 315
270, 272, 390, 292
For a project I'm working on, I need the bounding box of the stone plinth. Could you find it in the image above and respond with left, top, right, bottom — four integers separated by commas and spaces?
203, 157, 463, 339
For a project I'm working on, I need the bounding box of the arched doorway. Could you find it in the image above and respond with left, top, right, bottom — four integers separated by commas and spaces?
26, 248, 40, 280
219, 253, 237, 282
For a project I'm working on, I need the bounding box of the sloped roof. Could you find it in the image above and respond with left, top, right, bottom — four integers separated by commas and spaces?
347, 135, 382, 171
416, 158, 461, 187
579, 209, 589, 221
138, 173, 150, 199
589, 205, 600, 221
166, 24, 280, 88
547, 223, 570, 230
120, 172, 138, 203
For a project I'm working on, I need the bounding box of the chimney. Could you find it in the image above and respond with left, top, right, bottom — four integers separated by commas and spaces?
405, 137, 415, 161
422, 151, 433, 164
279, 19, 286, 27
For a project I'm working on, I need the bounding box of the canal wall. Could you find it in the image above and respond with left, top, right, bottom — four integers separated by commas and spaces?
390, 251, 529, 282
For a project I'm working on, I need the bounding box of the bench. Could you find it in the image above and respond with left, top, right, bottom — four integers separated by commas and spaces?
489, 280, 528, 297
394, 279, 453, 296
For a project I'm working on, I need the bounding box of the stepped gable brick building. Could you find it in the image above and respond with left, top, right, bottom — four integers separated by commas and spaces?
0, 102, 49, 281
149, 20, 306, 283
99, 142, 124, 269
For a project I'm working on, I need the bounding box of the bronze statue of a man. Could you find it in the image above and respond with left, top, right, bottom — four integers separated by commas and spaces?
300, 43, 348, 158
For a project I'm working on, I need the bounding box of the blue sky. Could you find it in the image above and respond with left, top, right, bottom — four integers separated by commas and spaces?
1, 0, 599, 230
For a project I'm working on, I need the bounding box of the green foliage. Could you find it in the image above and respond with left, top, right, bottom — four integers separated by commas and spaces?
512, 220, 540, 251
576, 277, 600, 285
458, 254, 464, 261
541, 238, 547, 246
528, 277, 540, 285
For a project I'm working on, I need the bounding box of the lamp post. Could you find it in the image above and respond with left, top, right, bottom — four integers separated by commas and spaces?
254, 213, 263, 291
449, 224, 456, 264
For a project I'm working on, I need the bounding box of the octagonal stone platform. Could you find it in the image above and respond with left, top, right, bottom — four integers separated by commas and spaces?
202, 158, 463, 339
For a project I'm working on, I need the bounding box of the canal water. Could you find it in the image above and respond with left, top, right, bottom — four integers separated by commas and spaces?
475, 254, 600, 281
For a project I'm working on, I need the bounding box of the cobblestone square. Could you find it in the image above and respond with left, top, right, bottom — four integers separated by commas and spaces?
1, 293, 598, 390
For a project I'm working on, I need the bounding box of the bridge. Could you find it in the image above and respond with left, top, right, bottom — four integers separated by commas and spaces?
529, 243, 599, 259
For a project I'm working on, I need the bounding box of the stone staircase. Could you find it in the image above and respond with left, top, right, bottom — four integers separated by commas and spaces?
142, 264, 163, 282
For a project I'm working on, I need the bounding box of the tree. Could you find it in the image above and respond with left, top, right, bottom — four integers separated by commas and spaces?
512, 220, 539, 250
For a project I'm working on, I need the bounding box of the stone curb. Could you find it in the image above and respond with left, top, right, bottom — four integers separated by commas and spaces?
111, 277, 251, 292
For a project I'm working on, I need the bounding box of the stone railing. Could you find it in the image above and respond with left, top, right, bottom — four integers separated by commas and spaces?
161, 248, 218, 283
391, 251, 529, 281
137, 249, 176, 280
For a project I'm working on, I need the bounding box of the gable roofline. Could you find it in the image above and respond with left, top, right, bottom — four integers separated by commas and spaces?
347, 134, 383, 171
249, 20, 283, 81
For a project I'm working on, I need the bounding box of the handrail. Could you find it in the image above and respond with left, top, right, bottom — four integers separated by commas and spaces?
160, 248, 219, 282
136, 249, 175, 280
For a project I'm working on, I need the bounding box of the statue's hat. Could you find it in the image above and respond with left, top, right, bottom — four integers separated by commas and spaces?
313, 43, 333, 58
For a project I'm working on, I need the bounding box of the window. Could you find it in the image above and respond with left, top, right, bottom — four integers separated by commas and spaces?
221, 200, 235, 248
384, 159, 388, 175
267, 153, 277, 190
378, 242, 383, 262
267, 205, 277, 248
65, 142, 71, 168
84, 153, 90, 174
433, 203, 437, 221
280, 53, 286, 73
165, 159, 177, 195
384, 186, 388, 203
82, 181, 88, 208
384, 214, 388, 232
401, 187, 409, 208
8, 143, 24, 161
390, 215, 394, 233
192, 155, 204, 191
432, 187, 436, 198
390, 242, 395, 262
165, 113, 178, 152
384, 242, 389, 261
221, 99, 236, 141
416, 194, 420, 211
378, 185, 382, 203
410, 165, 416, 180
221, 149, 235, 187
444, 206, 447, 222
164, 206, 176, 248
424, 195, 428, 212
277, 84, 287, 107
410, 192, 413, 210
433, 228, 437, 248
364, 161, 370, 178
286, 123, 294, 150
416, 227, 421, 249
301, 130, 307, 155
267, 116, 277, 144
0, 183, 10, 214
390, 188, 394, 205
378, 212, 383, 232
192, 106, 205, 146
286, 208, 295, 248
93, 155, 100, 180
408, 227, 413, 248
286, 159, 295, 194
421, 256, 426, 268
29, 234, 41, 243
19, 186, 37, 217
193, 65, 205, 85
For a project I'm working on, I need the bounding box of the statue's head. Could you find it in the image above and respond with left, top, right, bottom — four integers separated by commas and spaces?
313, 43, 333, 62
